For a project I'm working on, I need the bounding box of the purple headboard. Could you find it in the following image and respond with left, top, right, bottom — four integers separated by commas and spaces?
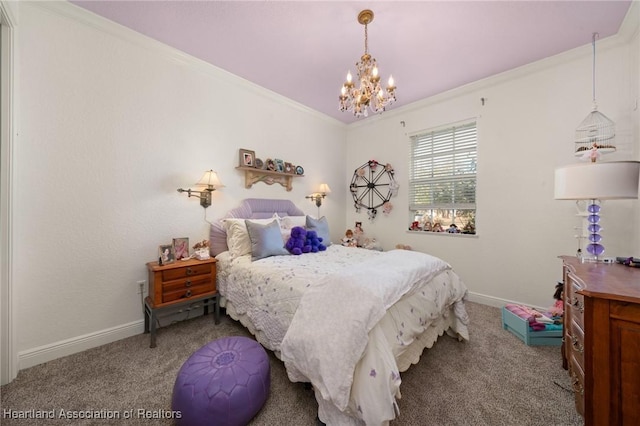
210, 198, 305, 256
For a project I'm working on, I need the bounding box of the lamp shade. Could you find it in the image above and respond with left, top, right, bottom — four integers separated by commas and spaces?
196, 170, 224, 188
554, 161, 640, 200
318, 183, 332, 194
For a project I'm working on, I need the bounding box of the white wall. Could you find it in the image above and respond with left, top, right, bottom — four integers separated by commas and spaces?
345, 25, 639, 309
8, 1, 640, 374
12, 2, 346, 368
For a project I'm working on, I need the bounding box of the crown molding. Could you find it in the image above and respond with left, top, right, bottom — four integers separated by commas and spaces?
29, 1, 345, 129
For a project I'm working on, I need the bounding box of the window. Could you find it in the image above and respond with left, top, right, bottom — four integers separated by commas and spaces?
409, 121, 477, 234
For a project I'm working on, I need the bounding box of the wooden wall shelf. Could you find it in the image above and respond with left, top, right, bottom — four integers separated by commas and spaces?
236, 166, 303, 192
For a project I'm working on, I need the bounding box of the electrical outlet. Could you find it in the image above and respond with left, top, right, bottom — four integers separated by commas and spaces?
137, 280, 146, 295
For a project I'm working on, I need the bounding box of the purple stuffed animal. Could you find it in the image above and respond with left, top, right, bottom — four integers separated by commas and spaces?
285, 226, 307, 255
305, 230, 326, 253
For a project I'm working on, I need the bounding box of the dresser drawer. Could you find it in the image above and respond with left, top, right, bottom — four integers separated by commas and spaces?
569, 356, 585, 417
568, 319, 585, 369
568, 291, 584, 330
162, 263, 212, 281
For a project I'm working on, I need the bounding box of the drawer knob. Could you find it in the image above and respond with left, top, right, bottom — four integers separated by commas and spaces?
186, 268, 194, 276
185, 280, 192, 287
571, 335, 584, 354
571, 297, 584, 313
185, 290, 192, 298
570, 371, 584, 396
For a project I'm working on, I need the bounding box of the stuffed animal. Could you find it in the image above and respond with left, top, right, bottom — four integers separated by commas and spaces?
305, 230, 326, 253
285, 226, 308, 255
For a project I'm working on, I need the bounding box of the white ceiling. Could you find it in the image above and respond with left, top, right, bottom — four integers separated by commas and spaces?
70, 1, 632, 124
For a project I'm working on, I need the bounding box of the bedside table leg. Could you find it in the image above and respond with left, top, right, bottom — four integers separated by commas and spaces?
214, 295, 220, 325
149, 309, 157, 348
144, 303, 150, 334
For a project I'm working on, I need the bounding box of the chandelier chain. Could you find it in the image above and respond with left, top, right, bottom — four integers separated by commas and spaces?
591, 32, 599, 103
364, 22, 368, 55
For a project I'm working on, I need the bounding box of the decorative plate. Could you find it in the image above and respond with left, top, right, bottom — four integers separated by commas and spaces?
295, 166, 304, 175
254, 158, 264, 169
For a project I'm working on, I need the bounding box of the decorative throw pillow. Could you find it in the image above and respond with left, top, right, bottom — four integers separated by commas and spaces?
223, 218, 276, 259
305, 215, 331, 247
245, 219, 289, 261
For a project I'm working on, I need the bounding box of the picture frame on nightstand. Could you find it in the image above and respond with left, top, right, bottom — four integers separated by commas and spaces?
158, 244, 175, 265
172, 237, 189, 260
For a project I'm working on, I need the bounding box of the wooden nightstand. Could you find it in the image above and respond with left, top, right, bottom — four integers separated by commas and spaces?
144, 257, 219, 348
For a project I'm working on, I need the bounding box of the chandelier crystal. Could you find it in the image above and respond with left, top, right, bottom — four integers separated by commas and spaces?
339, 10, 396, 118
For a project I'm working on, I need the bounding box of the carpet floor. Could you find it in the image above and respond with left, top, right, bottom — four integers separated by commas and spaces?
1, 302, 583, 425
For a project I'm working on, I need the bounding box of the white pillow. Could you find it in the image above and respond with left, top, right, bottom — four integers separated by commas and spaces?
280, 215, 307, 230
278, 215, 307, 241
223, 218, 277, 258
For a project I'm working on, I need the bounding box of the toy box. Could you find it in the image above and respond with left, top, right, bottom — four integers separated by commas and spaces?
501, 305, 563, 346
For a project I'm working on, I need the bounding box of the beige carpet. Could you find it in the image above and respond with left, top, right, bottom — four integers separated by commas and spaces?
1, 302, 583, 425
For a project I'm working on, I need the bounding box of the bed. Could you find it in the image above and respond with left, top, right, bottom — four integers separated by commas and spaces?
210, 198, 469, 426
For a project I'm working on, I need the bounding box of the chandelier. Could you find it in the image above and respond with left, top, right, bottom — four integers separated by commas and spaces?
339, 9, 396, 118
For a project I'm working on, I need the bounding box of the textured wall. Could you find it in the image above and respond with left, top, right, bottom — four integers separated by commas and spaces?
13, 2, 345, 365
345, 29, 639, 309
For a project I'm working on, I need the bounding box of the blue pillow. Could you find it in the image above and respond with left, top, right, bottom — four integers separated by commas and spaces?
245, 219, 289, 261
305, 216, 331, 246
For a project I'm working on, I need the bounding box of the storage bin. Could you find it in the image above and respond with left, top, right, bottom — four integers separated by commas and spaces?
502, 305, 563, 346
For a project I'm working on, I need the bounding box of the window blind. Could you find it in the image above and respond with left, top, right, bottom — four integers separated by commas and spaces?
409, 121, 477, 211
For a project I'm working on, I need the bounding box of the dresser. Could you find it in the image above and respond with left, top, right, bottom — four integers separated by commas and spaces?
144, 257, 219, 347
560, 256, 640, 425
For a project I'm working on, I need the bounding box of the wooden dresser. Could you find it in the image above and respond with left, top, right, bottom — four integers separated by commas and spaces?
560, 256, 640, 425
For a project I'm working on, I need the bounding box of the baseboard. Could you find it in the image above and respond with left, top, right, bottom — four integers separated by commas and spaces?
15, 293, 533, 371
18, 320, 144, 370
467, 291, 545, 311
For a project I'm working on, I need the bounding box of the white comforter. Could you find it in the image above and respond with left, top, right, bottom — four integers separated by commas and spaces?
216, 245, 469, 425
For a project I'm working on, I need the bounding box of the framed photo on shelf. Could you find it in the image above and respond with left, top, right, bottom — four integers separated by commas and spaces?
284, 162, 294, 174
265, 158, 276, 171
275, 158, 285, 173
173, 237, 190, 260
158, 244, 175, 265
239, 149, 256, 168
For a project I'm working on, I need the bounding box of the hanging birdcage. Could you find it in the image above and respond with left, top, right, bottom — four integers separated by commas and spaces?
574, 33, 616, 158
574, 105, 616, 157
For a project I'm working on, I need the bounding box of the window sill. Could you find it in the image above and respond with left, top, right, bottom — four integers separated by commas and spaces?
405, 230, 478, 238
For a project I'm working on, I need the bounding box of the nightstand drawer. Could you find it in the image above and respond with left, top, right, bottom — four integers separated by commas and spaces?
162, 263, 212, 281
163, 283, 213, 303
163, 276, 213, 294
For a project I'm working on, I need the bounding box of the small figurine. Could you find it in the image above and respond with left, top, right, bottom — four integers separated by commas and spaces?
446, 224, 459, 233
342, 229, 357, 247
547, 282, 564, 318
432, 222, 444, 232
582, 142, 601, 163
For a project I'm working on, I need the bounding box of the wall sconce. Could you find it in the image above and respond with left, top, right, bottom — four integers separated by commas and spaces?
306, 183, 331, 207
177, 170, 224, 208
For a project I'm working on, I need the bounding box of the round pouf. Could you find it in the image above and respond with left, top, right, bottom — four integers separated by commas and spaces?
172, 336, 270, 426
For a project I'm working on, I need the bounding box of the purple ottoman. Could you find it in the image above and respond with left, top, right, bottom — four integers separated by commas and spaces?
172, 336, 270, 426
